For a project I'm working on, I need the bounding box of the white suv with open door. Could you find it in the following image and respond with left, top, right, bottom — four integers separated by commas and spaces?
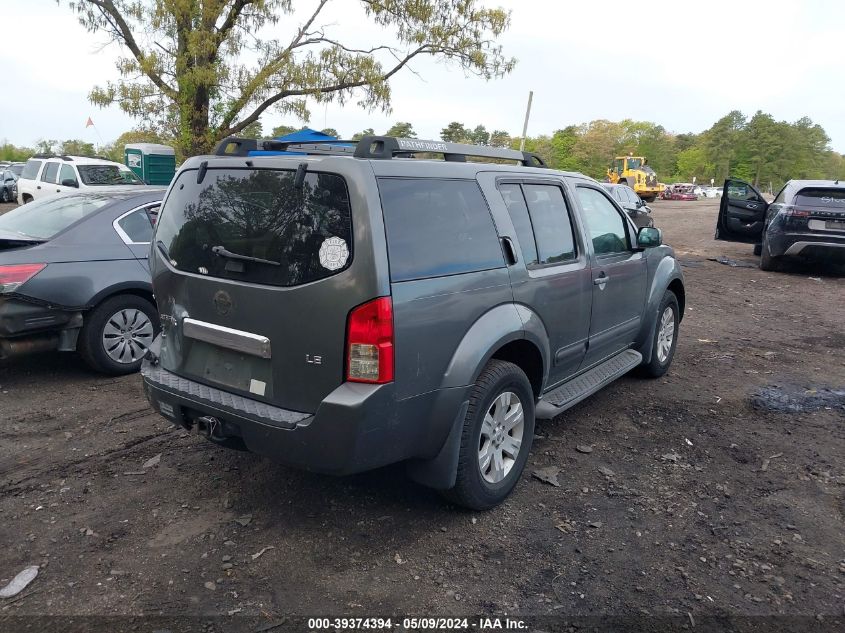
16, 155, 145, 204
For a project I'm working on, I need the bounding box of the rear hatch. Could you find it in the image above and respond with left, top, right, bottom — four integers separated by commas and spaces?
791, 187, 845, 235
151, 159, 383, 414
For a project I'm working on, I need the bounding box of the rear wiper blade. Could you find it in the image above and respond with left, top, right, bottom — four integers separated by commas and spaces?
211, 245, 280, 267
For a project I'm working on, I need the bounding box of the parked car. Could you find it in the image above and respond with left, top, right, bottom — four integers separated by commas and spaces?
0, 189, 164, 373
141, 134, 686, 509
8, 163, 25, 178
662, 183, 697, 201
16, 155, 144, 204
701, 186, 722, 198
601, 183, 655, 228
1, 169, 17, 203
716, 178, 845, 271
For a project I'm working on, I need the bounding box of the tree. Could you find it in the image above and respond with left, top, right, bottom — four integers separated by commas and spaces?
489, 130, 511, 148
351, 128, 375, 141
385, 122, 416, 138
240, 120, 264, 140
271, 124, 299, 138
468, 125, 490, 145
441, 122, 468, 143
66, 1, 515, 157
320, 128, 340, 138
703, 110, 746, 182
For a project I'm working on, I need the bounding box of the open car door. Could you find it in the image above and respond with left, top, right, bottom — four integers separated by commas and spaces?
715, 178, 767, 243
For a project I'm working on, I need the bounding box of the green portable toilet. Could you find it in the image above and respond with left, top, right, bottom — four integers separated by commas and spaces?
124, 143, 176, 185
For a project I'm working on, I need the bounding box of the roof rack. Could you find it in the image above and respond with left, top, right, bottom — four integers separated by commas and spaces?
214, 135, 546, 167
31, 154, 75, 161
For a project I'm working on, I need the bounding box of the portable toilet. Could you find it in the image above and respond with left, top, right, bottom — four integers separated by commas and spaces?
124, 143, 176, 185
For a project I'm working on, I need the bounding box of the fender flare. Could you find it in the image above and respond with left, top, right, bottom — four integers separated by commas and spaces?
407, 303, 550, 490
635, 254, 685, 362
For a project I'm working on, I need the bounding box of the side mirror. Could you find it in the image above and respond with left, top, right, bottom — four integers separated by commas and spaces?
637, 226, 662, 248
61, 179, 79, 188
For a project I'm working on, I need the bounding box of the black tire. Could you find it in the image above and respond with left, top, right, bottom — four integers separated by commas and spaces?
759, 237, 782, 272
78, 294, 159, 375
441, 360, 535, 510
639, 290, 679, 378
753, 243, 762, 256
1, 188, 9, 203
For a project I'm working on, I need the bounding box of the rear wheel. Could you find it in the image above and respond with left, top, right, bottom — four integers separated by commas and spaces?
753, 243, 762, 256
79, 295, 159, 375
442, 360, 535, 510
1, 188, 9, 202
759, 236, 783, 272
639, 290, 679, 378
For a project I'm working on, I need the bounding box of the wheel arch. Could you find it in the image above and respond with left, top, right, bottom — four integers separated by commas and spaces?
86, 282, 156, 313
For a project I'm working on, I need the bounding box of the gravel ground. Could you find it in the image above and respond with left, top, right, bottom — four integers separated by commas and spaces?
0, 198, 843, 630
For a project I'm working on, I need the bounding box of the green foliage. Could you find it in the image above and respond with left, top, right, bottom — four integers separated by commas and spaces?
441, 122, 469, 143
351, 128, 376, 141
240, 120, 264, 140
100, 128, 175, 162
63, 0, 515, 157
320, 128, 340, 138
385, 122, 416, 138
0, 142, 33, 162
271, 124, 299, 138
489, 130, 511, 148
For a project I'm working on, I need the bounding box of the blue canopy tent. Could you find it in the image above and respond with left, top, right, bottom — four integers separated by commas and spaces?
247, 127, 350, 156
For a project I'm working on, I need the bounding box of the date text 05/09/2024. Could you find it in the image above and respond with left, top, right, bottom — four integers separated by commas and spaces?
307, 617, 528, 630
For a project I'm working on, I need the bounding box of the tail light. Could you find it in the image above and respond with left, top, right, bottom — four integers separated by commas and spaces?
0, 263, 46, 294
346, 297, 394, 384
782, 206, 810, 218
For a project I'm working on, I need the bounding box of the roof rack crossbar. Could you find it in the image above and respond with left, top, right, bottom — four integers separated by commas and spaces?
213, 135, 546, 167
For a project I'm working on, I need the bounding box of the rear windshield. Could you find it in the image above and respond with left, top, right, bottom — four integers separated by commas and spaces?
10, 164, 23, 177
794, 188, 845, 208
0, 195, 110, 239
78, 164, 143, 185
378, 178, 504, 282
155, 168, 353, 287
21, 160, 42, 180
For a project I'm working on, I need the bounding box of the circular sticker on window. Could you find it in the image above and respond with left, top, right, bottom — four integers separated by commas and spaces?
318, 236, 349, 271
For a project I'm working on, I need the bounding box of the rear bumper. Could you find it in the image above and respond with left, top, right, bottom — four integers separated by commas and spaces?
767, 230, 845, 259
141, 361, 468, 475
0, 297, 82, 358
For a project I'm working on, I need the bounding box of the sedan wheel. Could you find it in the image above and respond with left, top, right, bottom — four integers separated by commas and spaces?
655, 306, 675, 363
78, 295, 160, 375
102, 308, 155, 365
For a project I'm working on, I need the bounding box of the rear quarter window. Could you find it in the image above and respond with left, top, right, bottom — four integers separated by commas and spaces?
378, 178, 504, 282
21, 160, 42, 180
154, 168, 352, 287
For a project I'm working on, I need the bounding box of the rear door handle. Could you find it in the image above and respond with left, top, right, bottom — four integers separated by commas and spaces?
593, 273, 610, 285
500, 237, 518, 265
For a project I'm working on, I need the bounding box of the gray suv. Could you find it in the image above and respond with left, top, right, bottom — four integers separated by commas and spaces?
142, 136, 685, 509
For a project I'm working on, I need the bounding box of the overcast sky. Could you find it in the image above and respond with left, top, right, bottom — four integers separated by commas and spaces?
2, 0, 844, 152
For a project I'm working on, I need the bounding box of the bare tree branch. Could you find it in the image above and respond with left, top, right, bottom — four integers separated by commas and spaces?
222, 45, 430, 137
82, 0, 177, 100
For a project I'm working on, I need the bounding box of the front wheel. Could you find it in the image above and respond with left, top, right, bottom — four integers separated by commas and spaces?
441, 360, 535, 510
1, 188, 9, 203
639, 290, 679, 378
78, 295, 159, 375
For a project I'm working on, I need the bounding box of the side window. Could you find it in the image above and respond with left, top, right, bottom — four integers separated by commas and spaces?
522, 184, 577, 265
41, 162, 59, 183
59, 164, 77, 186
21, 160, 42, 180
378, 178, 504, 282
116, 208, 154, 243
626, 188, 639, 205
499, 183, 538, 266
727, 181, 762, 202
773, 185, 787, 204
576, 187, 630, 256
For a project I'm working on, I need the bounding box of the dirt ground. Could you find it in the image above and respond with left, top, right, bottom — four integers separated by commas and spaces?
0, 198, 843, 630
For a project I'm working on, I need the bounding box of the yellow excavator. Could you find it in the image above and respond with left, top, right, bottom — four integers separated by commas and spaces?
606, 155, 663, 202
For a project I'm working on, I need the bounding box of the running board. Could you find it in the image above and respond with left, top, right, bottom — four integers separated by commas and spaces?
536, 349, 642, 420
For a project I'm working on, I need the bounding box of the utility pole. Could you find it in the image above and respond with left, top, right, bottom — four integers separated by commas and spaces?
519, 91, 533, 152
